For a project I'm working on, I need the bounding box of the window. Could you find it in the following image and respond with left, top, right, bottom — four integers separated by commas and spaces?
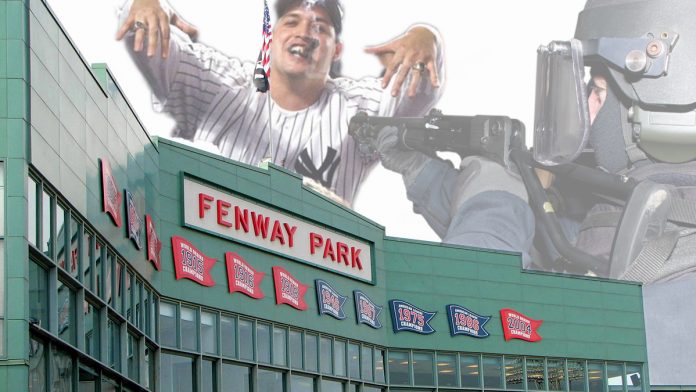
413, 352, 434, 386
505, 356, 524, 390
160, 353, 194, 392
588, 362, 605, 392
460, 354, 480, 388
291, 374, 315, 392
67, 213, 79, 279
41, 190, 52, 257
159, 302, 177, 348
79, 367, 98, 392
55, 203, 66, 268
334, 339, 346, 376
375, 349, 386, 383
127, 332, 139, 381
84, 301, 100, 358
257, 322, 271, 363
348, 342, 360, 379
527, 358, 546, 390
273, 326, 287, 366
57, 278, 76, 345
437, 354, 457, 387
482, 356, 503, 389
201, 311, 218, 354
607, 363, 624, 391
222, 362, 250, 392
145, 345, 156, 390
320, 336, 333, 374
114, 260, 124, 313
304, 333, 318, 372
548, 359, 566, 391
28, 176, 38, 246
51, 347, 74, 391
239, 318, 253, 361
29, 336, 47, 391
568, 360, 586, 391
221, 315, 237, 358
388, 351, 409, 385
180, 306, 197, 351
626, 364, 642, 391
107, 318, 121, 371
362, 345, 373, 381
321, 378, 343, 392
83, 231, 94, 292
289, 329, 302, 369
201, 358, 216, 391
96, 243, 105, 300
29, 260, 49, 328
257, 368, 283, 392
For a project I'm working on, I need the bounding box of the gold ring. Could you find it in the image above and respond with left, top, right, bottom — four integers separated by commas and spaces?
411, 62, 426, 72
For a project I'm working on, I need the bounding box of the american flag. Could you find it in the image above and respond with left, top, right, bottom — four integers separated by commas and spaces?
253, 0, 273, 93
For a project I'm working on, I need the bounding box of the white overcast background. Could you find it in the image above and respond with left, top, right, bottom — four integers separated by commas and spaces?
46, 0, 586, 242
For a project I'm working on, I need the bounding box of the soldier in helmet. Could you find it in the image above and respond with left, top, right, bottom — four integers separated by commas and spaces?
376, 0, 696, 384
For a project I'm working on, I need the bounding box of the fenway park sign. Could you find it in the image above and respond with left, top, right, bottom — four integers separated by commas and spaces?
183, 177, 374, 283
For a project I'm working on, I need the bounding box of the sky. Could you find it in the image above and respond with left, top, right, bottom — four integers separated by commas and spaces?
45, 0, 587, 242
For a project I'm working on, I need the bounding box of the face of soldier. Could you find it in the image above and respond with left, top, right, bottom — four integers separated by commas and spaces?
271, 3, 343, 82
588, 74, 608, 125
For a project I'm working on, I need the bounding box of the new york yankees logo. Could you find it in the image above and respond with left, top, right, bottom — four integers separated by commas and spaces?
295, 147, 341, 188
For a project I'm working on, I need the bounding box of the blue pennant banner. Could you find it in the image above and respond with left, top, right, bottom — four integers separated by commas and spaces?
354, 290, 383, 329
446, 304, 491, 338
389, 300, 436, 334
315, 279, 348, 320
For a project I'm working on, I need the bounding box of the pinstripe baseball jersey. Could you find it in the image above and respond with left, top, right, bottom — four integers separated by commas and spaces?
127, 28, 443, 205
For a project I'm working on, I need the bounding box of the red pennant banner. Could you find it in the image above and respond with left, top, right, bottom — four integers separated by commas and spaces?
100, 158, 122, 227
171, 236, 217, 287
500, 308, 543, 342
272, 266, 308, 310
146, 215, 162, 271
226, 252, 265, 299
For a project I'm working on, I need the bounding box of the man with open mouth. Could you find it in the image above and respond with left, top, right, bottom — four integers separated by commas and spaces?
117, 0, 445, 206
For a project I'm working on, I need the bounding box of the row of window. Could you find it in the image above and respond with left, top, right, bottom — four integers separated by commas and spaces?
0, 162, 5, 356
159, 301, 644, 392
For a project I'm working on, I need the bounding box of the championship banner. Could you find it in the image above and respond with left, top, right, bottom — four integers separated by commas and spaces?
273, 266, 309, 310
226, 252, 265, 299
145, 215, 162, 270
171, 236, 217, 287
500, 308, 543, 342
446, 304, 491, 338
389, 300, 436, 334
125, 190, 143, 249
354, 290, 383, 329
100, 158, 122, 227
315, 279, 347, 319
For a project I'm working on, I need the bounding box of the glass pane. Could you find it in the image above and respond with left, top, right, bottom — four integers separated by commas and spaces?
413, 352, 434, 386
348, 343, 359, 379
321, 379, 343, 392
305, 333, 318, 372
257, 323, 271, 363
273, 327, 287, 366
291, 374, 314, 392
84, 301, 100, 358
108, 319, 121, 370
289, 329, 302, 369
144, 346, 156, 390
28, 177, 37, 246
134, 280, 142, 328
29, 261, 49, 328
257, 368, 283, 392
56, 203, 66, 267
221, 315, 237, 358
362, 345, 373, 381
181, 306, 197, 351
96, 245, 105, 301
160, 302, 177, 347
144, 290, 151, 336
57, 279, 76, 345
588, 362, 605, 392
51, 347, 73, 391
202, 359, 215, 392
222, 362, 250, 392
41, 191, 52, 257
320, 336, 333, 374
239, 318, 253, 361
388, 351, 409, 385
160, 353, 194, 392
527, 358, 546, 390
68, 214, 79, 279
79, 367, 98, 392
460, 354, 480, 388
83, 232, 93, 292
505, 356, 524, 390
202, 311, 217, 354
548, 359, 566, 391
334, 340, 346, 376
607, 363, 624, 391
115, 260, 123, 313
437, 354, 457, 387
363, 387, 383, 392
568, 360, 585, 391
29, 336, 47, 392
127, 333, 139, 381
125, 273, 132, 323
626, 364, 642, 391
375, 349, 386, 383
482, 356, 503, 389
101, 376, 118, 392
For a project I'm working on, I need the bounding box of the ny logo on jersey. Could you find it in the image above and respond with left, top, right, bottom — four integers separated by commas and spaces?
295, 147, 341, 189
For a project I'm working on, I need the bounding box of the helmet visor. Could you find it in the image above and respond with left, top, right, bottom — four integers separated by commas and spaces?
533, 39, 591, 166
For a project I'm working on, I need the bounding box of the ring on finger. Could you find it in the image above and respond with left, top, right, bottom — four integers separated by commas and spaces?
132, 20, 147, 31
411, 62, 426, 72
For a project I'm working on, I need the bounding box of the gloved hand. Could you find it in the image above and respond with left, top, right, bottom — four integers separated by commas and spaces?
451, 156, 528, 216
375, 126, 432, 187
